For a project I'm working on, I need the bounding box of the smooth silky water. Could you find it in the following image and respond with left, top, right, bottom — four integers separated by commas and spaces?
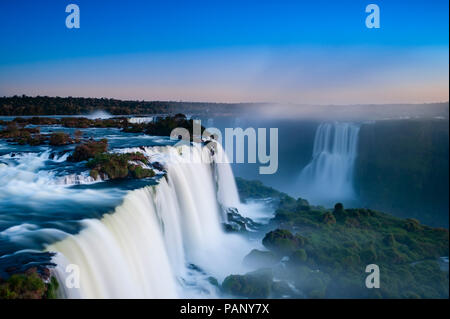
0, 119, 363, 298
0, 123, 263, 298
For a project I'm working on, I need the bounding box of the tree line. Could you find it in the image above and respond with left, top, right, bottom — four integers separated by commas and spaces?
0, 95, 248, 116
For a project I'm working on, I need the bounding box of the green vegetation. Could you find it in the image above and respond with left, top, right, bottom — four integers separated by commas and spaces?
0, 122, 46, 145
228, 179, 449, 298
235, 177, 285, 201
0, 268, 59, 299
123, 114, 206, 141
0, 95, 247, 116
242, 250, 278, 268
49, 132, 73, 146
68, 139, 108, 162
1, 113, 209, 148
66, 138, 155, 180
87, 152, 154, 180
0, 121, 78, 146
262, 229, 307, 255
222, 269, 274, 298
0, 116, 128, 129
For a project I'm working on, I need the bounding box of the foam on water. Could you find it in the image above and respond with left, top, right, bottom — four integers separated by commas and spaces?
47, 144, 254, 298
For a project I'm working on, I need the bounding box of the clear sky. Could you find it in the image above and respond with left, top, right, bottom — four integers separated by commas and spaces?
0, 0, 448, 104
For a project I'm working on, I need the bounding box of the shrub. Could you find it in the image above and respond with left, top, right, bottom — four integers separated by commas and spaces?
290, 249, 308, 264
262, 229, 307, 255
322, 212, 336, 225
0, 269, 47, 299
68, 139, 108, 162
49, 132, 73, 146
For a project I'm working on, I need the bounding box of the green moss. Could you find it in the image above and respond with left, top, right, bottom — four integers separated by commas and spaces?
322, 212, 336, 225
87, 153, 129, 179
290, 249, 308, 264
262, 229, 307, 255
234, 178, 449, 299
86, 152, 154, 180
235, 177, 287, 202
222, 269, 273, 298
243, 249, 279, 268
45, 276, 60, 299
69, 139, 108, 162
129, 165, 155, 179
89, 169, 99, 180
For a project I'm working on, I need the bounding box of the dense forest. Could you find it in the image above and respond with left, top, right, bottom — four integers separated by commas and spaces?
0, 95, 250, 116
2, 96, 448, 119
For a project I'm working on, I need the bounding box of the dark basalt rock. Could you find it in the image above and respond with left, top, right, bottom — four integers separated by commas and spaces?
151, 161, 166, 172
222, 207, 260, 233
243, 249, 279, 268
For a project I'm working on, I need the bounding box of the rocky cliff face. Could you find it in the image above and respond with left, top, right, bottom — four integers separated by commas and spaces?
356, 119, 449, 227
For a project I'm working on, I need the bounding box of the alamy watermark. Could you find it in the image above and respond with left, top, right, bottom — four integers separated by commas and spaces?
365, 4, 380, 29
170, 120, 278, 175
365, 264, 380, 288
65, 264, 80, 289
65, 4, 80, 29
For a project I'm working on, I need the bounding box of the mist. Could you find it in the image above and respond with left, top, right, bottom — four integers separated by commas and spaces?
239, 102, 449, 122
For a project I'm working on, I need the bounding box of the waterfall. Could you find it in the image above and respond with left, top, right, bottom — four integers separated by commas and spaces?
215, 157, 241, 210
297, 122, 360, 206
47, 144, 251, 299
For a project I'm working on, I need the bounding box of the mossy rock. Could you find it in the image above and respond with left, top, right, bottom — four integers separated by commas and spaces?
222, 269, 273, 298
289, 249, 308, 265
243, 249, 279, 268
262, 229, 307, 255
69, 139, 108, 162
89, 169, 99, 180
129, 165, 155, 179
271, 280, 295, 298
87, 152, 153, 180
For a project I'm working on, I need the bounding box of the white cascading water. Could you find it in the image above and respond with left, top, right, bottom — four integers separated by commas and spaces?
127, 117, 154, 124
297, 122, 360, 205
215, 152, 241, 210
47, 144, 252, 299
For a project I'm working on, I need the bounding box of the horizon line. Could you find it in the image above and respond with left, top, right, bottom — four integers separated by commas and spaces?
1, 95, 449, 107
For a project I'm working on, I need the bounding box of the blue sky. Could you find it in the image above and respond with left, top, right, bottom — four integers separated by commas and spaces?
0, 0, 448, 103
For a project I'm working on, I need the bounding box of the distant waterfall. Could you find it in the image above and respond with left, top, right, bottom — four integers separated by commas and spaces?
297, 122, 360, 206
47, 144, 251, 299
